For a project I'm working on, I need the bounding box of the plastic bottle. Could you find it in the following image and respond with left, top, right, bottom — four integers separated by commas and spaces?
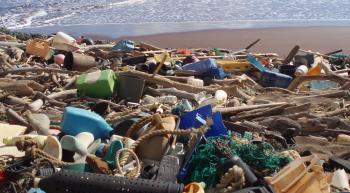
295, 65, 308, 76
159, 96, 178, 105
187, 77, 204, 87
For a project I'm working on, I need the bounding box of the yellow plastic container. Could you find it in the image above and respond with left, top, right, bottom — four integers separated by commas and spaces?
216, 60, 252, 72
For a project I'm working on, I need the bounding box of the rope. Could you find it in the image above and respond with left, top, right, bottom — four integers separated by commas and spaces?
114, 148, 141, 178
106, 110, 141, 124
216, 165, 245, 193
125, 114, 177, 137
120, 119, 211, 167
14, 138, 73, 166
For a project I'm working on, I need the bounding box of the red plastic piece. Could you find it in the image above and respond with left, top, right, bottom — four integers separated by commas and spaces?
0, 170, 7, 184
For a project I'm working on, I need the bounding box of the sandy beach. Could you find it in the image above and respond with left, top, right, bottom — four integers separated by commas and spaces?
113, 27, 350, 56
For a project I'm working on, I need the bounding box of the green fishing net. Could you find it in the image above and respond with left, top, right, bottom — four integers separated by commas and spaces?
184, 136, 291, 188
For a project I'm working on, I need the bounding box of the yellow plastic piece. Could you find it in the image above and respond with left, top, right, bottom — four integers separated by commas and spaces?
216, 60, 252, 72
3, 135, 47, 149
154, 52, 172, 63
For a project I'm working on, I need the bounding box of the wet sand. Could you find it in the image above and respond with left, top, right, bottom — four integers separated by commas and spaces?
112, 27, 350, 56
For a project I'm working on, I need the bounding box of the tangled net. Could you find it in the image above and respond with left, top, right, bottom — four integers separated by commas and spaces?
185, 136, 291, 188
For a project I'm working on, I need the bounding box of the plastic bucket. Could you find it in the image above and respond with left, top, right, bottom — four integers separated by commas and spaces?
64, 52, 97, 71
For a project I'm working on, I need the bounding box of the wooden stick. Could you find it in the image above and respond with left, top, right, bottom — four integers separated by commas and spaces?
5, 108, 29, 127
294, 90, 350, 99
245, 39, 261, 50
47, 89, 77, 100
0, 67, 79, 76
216, 102, 287, 114
152, 52, 168, 77
321, 107, 350, 117
282, 45, 300, 65
299, 49, 336, 59
230, 104, 289, 122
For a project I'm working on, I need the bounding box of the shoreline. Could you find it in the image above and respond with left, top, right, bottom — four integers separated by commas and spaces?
15, 25, 350, 56
117, 27, 350, 56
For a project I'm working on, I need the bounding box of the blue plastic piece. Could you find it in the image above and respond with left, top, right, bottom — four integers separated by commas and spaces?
260, 70, 293, 88
181, 58, 217, 74
202, 67, 228, 79
111, 39, 135, 52
207, 112, 228, 137
179, 105, 228, 137
28, 188, 46, 193
247, 55, 268, 72
61, 107, 113, 139
179, 105, 213, 129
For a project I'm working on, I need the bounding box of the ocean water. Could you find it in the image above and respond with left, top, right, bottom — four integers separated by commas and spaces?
2, 0, 350, 37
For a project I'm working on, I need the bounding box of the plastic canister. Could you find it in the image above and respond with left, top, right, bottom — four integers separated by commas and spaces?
187, 77, 204, 87
295, 65, 308, 76
76, 69, 116, 98
61, 107, 113, 139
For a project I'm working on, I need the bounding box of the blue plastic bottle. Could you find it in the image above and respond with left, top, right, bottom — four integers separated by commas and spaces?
61, 107, 113, 139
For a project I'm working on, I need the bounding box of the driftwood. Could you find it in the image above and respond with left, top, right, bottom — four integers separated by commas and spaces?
0, 67, 79, 76
5, 108, 29, 127
0, 78, 45, 96
216, 102, 287, 114
117, 70, 253, 100
230, 104, 290, 122
47, 89, 77, 100
147, 87, 199, 101
294, 90, 350, 99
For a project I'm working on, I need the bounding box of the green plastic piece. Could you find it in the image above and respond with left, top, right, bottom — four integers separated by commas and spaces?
104, 139, 123, 169
63, 163, 91, 172
76, 69, 116, 98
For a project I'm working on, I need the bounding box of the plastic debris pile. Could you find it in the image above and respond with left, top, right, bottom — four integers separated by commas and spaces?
0, 31, 350, 193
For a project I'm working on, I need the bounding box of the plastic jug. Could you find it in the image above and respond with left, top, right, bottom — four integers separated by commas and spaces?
61, 107, 113, 139
76, 69, 116, 98
181, 58, 217, 74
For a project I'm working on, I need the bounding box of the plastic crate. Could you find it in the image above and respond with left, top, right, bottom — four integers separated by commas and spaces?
260, 70, 293, 88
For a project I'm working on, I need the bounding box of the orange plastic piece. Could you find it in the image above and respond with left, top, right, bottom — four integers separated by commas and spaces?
307, 64, 322, 75
26, 39, 50, 58
177, 48, 192, 55
265, 155, 331, 193
183, 182, 205, 193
